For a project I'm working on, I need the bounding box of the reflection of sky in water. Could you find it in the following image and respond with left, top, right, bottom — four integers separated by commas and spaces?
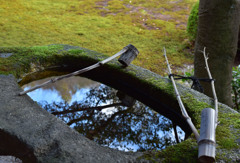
23, 76, 119, 117
23, 76, 99, 105
24, 85, 116, 115
70, 88, 89, 104
24, 86, 62, 104
23, 76, 185, 152
24, 87, 92, 105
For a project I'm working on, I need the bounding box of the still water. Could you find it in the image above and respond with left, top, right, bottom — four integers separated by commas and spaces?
22, 76, 185, 152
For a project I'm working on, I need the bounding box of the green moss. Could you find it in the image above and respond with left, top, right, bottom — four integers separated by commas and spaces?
187, 1, 199, 40
0, 0, 196, 76
0, 45, 70, 78
107, 0, 128, 12
30, 45, 64, 53
66, 49, 85, 55
216, 112, 240, 149
141, 139, 198, 162
218, 138, 238, 149
233, 118, 240, 128
181, 93, 210, 126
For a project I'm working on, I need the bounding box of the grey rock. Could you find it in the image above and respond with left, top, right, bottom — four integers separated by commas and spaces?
0, 75, 145, 163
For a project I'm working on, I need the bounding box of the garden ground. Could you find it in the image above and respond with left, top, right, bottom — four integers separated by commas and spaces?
0, 0, 196, 75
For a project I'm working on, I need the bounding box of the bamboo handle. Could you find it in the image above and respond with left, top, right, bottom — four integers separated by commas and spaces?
19, 46, 129, 95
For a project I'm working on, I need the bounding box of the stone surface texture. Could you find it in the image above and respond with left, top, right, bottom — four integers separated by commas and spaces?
0, 75, 144, 163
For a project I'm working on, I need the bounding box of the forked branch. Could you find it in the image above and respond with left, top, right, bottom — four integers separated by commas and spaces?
163, 47, 200, 141
201, 47, 218, 128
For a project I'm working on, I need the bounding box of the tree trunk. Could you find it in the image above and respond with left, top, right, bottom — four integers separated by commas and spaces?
194, 0, 240, 106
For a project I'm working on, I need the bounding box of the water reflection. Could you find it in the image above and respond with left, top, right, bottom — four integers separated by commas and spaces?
22, 76, 100, 104
23, 76, 185, 152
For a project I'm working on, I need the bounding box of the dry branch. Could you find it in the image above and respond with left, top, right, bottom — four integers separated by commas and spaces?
201, 47, 218, 128
163, 47, 200, 141
19, 46, 129, 95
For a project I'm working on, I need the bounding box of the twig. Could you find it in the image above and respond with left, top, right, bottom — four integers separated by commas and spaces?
163, 47, 200, 141
52, 102, 123, 115
201, 47, 218, 128
19, 46, 128, 95
173, 122, 180, 143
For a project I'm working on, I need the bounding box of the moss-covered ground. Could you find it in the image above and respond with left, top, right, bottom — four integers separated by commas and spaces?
0, 0, 196, 75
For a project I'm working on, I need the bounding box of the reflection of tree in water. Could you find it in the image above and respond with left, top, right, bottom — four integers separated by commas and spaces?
41, 85, 184, 151
23, 76, 100, 102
